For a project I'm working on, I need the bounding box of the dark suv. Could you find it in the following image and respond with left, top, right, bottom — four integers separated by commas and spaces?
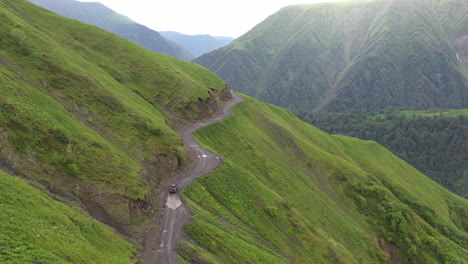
169, 184, 179, 193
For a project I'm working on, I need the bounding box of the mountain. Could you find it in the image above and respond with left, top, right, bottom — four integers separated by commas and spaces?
180, 95, 468, 263
0, 0, 228, 262
195, 0, 468, 113
27, 0, 193, 60
160, 31, 234, 58
296, 109, 468, 197
1, 0, 467, 263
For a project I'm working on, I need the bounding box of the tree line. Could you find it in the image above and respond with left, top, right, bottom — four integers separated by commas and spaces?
295, 109, 468, 197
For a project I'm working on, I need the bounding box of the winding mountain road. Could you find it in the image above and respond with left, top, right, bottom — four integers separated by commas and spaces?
156, 92, 244, 264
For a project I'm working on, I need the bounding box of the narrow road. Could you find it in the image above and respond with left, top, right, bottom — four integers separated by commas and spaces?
156, 92, 244, 264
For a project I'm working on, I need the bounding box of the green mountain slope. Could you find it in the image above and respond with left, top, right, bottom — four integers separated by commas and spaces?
296, 109, 468, 197
195, 0, 468, 112
0, 0, 228, 261
0, 170, 134, 263
180, 95, 468, 263
2, 0, 467, 263
27, 0, 193, 60
160, 31, 234, 58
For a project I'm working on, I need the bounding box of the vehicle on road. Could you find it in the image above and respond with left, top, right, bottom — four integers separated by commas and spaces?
169, 184, 179, 193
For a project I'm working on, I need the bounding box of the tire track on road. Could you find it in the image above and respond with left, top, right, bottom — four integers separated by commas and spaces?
156, 92, 244, 264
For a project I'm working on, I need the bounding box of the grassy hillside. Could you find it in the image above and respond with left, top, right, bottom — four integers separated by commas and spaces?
195, 0, 468, 112
2, 0, 467, 263
296, 109, 468, 197
27, 0, 193, 60
0, 0, 227, 260
0, 170, 134, 263
180, 95, 468, 263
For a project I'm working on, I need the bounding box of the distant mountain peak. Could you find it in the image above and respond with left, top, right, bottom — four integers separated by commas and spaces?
195, 0, 468, 112
28, 0, 193, 60
160, 31, 234, 58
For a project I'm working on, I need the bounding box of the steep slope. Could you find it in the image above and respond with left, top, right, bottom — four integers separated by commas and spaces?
0, 170, 134, 263
160, 31, 234, 58
296, 109, 468, 197
27, 0, 193, 60
3, 0, 467, 263
0, 0, 228, 261
180, 95, 468, 263
195, 0, 468, 112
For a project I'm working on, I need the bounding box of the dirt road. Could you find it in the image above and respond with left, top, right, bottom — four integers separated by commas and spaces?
156, 92, 244, 264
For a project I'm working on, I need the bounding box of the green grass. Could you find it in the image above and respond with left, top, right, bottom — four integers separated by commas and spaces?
0, 65, 151, 199
0, 0, 228, 260
2, 0, 466, 262
296, 109, 468, 196
0, 0, 226, 199
180, 95, 468, 263
0, 170, 134, 263
178, 240, 223, 264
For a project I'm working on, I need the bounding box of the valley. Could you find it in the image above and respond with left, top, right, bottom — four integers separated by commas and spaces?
296, 109, 468, 197
0, 0, 467, 263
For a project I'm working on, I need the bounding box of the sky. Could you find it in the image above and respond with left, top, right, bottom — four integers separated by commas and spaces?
79, 0, 346, 38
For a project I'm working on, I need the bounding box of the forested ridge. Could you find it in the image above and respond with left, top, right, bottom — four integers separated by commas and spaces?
296, 110, 468, 197
195, 0, 468, 112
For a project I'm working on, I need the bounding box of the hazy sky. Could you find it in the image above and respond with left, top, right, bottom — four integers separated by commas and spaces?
79, 0, 346, 37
